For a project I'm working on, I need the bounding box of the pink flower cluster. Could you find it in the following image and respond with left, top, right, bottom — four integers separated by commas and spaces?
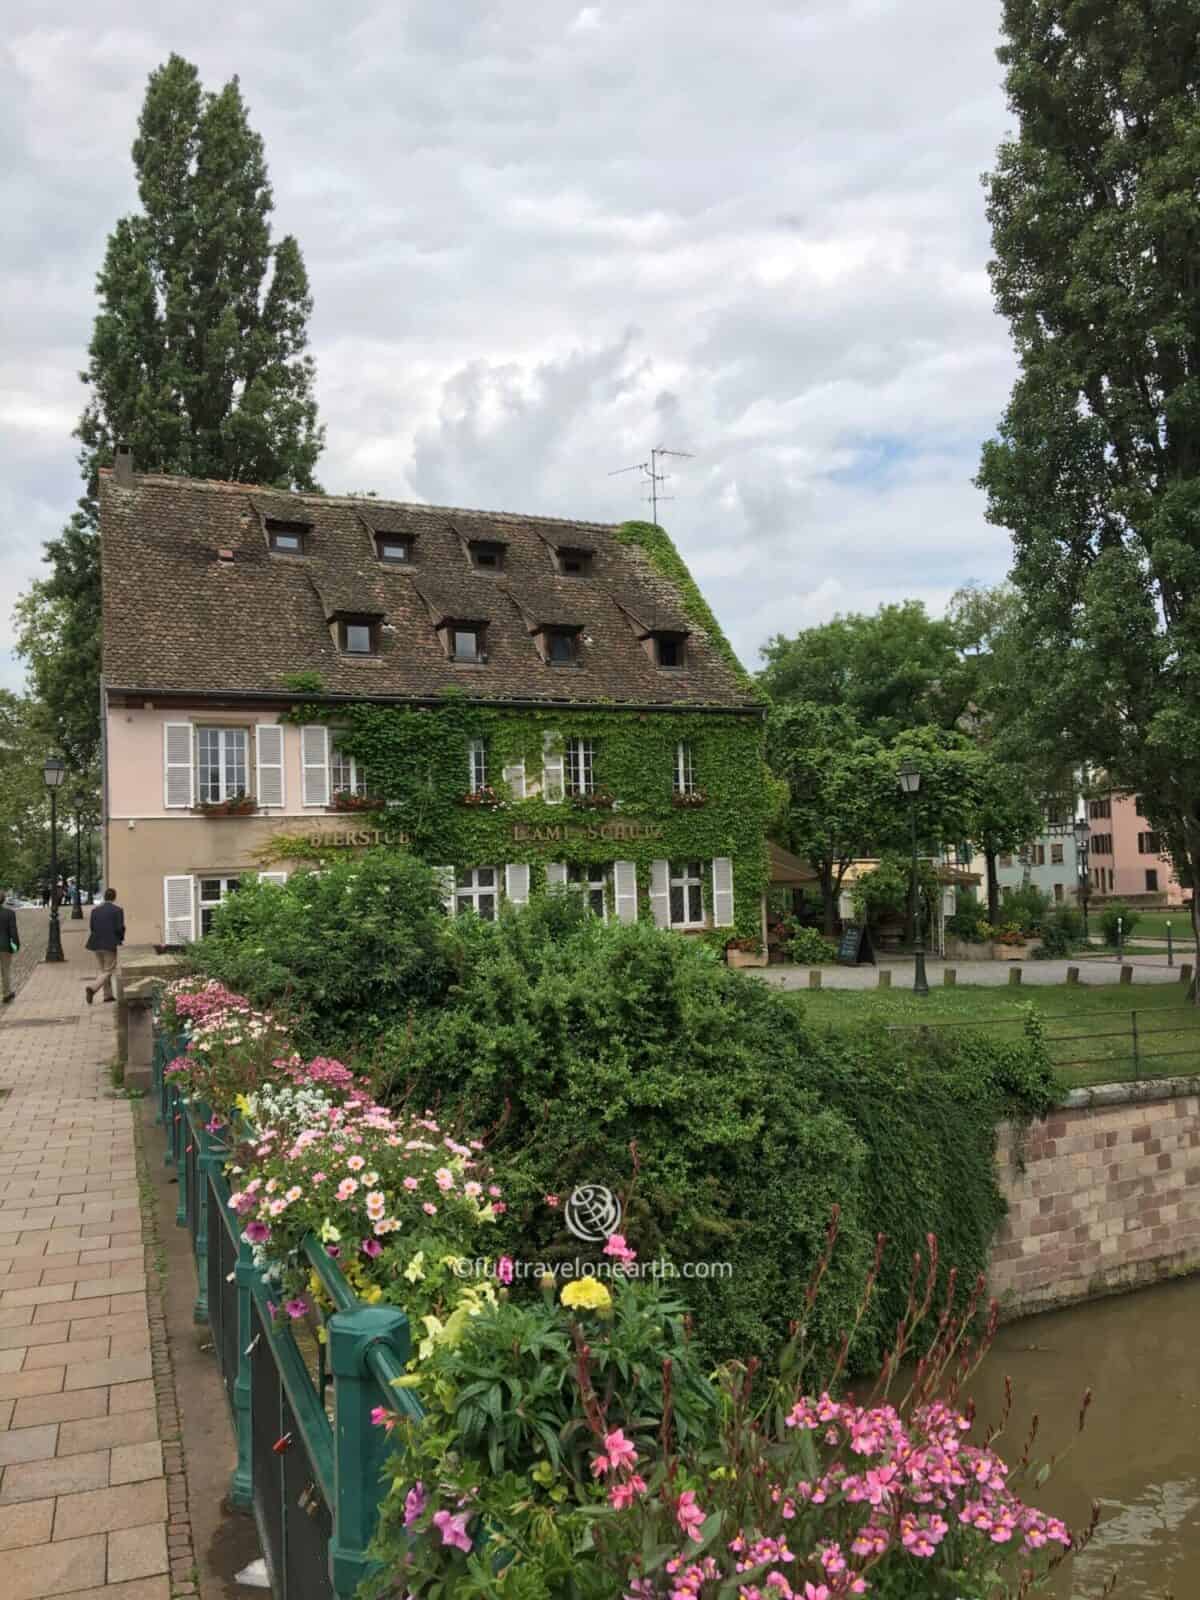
591, 1429, 648, 1511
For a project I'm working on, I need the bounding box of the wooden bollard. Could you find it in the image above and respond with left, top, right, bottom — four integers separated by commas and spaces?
944, 968, 956, 987
878, 969, 892, 989
1181, 962, 1193, 986
1120, 964, 1133, 984
808, 969, 822, 989
1067, 966, 1080, 985
1008, 966, 1022, 986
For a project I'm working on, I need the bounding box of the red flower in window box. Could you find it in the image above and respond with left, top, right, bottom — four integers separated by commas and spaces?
671, 789, 708, 809
330, 791, 384, 813
571, 790, 616, 811
194, 792, 258, 818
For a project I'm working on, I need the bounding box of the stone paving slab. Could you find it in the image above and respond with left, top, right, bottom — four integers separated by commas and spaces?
0, 953, 173, 1600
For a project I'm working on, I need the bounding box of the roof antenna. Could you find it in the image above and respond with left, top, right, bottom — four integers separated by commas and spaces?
608, 445, 693, 526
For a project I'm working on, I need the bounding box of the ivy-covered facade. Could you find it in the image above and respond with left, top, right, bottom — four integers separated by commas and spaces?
99, 469, 768, 947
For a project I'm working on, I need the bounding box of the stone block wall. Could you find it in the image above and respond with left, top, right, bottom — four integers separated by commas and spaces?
990, 1082, 1200, 1316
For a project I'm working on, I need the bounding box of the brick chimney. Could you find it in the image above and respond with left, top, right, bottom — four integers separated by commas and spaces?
113, 444, 135, 487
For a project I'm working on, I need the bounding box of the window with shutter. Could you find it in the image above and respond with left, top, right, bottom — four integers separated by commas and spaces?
649, 859, 671, 928
163, 875, 195, 945
668, 860, 705, 928
301, 725, 330, 806
505, 863, 530, 907
613, 861, 638, 924
542, 733, 565, 804
502, 762, 527, 800
433, 867, 455, 913
711, 857, 735, 927
545, 862, 568, 890
468, 739, 488, 792
163, 723, 194, 809
255, 725, 285, 809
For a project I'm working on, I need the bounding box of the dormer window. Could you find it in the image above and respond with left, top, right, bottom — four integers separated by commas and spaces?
557, 547, 593, 577
266, 519, 309, 554
653, 633, 686, 669
375, 533, 412, 564
451, 625, 485, 663
468, 540, 506, 572
340, 618, 377, 655
544, 628, 580, 666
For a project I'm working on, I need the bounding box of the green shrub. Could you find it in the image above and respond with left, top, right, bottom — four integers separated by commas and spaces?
786, 925, 837, 963
946, 889, 990, 942
1032, 904, 1084, 959
380, 915, 875, 1363
1101, 902, 1140, 945
191, 850, 453, 1053
1002, 882, 1051, 935
851, 851, 939, 932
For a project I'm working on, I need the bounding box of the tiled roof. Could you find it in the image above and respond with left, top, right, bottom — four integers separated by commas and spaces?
100, 472, 757, 709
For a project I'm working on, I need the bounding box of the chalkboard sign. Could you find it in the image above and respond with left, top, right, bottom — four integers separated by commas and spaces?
836, 923, 874, 966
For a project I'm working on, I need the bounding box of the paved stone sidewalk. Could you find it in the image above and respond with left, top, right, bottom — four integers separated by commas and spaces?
0, 949, 174, 1600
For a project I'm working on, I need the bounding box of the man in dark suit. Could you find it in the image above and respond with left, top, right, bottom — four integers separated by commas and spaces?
85, 887, 125, 1005
0, 893, 18, 1004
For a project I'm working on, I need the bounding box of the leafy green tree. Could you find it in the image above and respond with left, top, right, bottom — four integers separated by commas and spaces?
759, 601, 969, 740
0, 694, 51, 892
978, 0, 1200, 969
18, 54, 324, 767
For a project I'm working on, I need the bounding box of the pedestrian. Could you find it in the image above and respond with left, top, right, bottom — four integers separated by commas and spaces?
84, 887, 125, 1005
40, 884, 49, 909
0, 892, 18, 1004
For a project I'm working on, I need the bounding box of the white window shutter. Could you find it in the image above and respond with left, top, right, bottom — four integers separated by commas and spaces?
258, 871, 288, 888
163, 875, 195, 944
163, 723, 193, 809
505, 863, 530, 906
502, 761, 526, 800
434, 867, 455, 912
255, 724, 285, 809
301, 725, 330, 806
650, 859, 671, 928
545, 862, 568, 890
711, 857, 735, 927
614, 860, 638, 924
542, 732, 564, 804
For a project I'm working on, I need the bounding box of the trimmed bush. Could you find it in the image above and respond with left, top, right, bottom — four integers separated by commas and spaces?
786, 924, 838, 963
1101, 901, 1140, 946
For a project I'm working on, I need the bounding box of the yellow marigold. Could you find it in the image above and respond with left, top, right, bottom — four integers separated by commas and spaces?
560, 1277, 612, 1312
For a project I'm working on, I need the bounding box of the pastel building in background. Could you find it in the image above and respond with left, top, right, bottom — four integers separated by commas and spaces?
1084, 790, 1188, 906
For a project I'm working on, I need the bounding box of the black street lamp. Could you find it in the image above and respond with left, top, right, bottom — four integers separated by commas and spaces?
71, 792, 84, 919
43, 755, 66, 963
1073, 816, 1091, 942
897, 759, 930, 997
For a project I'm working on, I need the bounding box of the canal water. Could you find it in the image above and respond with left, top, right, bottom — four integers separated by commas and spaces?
972, 1277, 1200, 1597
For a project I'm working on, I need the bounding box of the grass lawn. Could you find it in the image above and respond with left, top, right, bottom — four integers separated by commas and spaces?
1103, 910, 1196, 942
793, 981, 1200, 1089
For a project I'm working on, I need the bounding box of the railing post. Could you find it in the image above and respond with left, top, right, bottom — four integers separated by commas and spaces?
229, 1234, 256, 1509
194, 1130, 222, 1325
1167, 921, 1174, 968
175, 1095, 189, 1228
327, 1305, 413, 1600
1131, 1010, 1140, 1081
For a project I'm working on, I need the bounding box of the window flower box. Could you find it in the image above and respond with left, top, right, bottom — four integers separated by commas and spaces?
571, 790, 616, 811
458, 787, 504, 809
194, 793, 257, 818
671, 789, 708, 809
330, 791, 384, 813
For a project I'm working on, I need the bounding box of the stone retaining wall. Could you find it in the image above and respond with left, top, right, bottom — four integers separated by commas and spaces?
990, 1077, 1200, 1315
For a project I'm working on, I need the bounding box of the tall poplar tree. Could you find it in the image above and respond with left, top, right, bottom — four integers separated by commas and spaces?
18, 54, 324, 769
978, 0, 1200, 961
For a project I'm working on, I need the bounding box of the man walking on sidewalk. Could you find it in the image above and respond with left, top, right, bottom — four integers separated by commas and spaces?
84, 886, 124, 1004
0, 892, 18, 1003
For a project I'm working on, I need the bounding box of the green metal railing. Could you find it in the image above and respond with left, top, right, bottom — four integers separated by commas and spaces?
151, 1030, 422, 1600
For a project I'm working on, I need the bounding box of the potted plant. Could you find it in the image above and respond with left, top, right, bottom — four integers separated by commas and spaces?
991, 922, 1032, 960
571, 790, 616, 811
458, 786, 503, 809
195, 791, 257, 818
330, 790, 384, 813
725, 935, 767, 969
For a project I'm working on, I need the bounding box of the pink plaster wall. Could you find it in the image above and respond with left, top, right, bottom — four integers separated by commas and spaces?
106, 707, 310, 819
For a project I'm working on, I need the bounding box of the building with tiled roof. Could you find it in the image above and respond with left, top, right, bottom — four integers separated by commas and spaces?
100, 452, 771, 949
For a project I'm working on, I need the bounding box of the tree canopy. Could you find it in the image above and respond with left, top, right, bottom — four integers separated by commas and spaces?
18, 54, 324, 771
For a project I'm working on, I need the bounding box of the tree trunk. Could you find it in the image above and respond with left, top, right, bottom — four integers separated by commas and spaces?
821, 874, 838, 936
986, 850, 1000, 925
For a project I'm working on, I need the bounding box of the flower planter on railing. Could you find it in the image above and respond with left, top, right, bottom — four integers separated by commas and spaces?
151, 1028, 423, 1600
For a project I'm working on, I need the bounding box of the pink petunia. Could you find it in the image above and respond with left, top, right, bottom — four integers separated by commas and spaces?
495, 1256, 514, 1285
432, 1509, 472, 1553
284, 1299, 308, 1320
422, 1202, 437, 1216
362, 1238, 383, 1259
404, 1481, 426, 1528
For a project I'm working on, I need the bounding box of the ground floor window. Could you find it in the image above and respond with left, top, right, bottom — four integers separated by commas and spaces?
1053, 882, 1064, 902
198, 876, 241, 936
1146, 869, 1159, 892
567, 862, 608, 918
669, 860, 705, 928
456, 866, 498, 920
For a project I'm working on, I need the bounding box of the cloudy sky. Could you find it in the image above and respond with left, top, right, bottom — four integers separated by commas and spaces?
1, 0, 1021, 691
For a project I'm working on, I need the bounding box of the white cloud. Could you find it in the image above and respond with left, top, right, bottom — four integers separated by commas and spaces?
0, 0, 1020, 676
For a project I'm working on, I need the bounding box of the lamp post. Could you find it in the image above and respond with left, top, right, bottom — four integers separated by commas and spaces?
71, 792, 84, 919
897, 759, 929, 997
1073, 817, 1091, 943
43, 756, 66, 963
